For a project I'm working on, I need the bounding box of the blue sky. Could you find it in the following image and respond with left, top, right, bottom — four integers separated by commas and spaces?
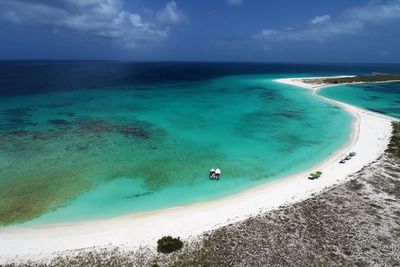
0, 0, 400, 62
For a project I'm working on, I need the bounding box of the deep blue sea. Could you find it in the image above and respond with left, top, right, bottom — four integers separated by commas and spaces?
0, 61, 399, 226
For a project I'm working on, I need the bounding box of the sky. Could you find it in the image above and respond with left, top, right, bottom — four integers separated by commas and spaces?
0, 0, 400, 63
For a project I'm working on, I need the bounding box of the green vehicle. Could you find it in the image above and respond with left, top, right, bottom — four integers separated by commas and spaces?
308, 171, 323, 180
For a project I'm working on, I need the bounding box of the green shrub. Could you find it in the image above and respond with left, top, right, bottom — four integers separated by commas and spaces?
157, 236, 183, 254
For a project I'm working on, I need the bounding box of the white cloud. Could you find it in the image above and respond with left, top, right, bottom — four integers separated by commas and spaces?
346, 0, 400, 23
311, 14, 331, 24
0, 0, 186, 47
1, 10, 21, 23
226, 0, 243, 6
156, 1, 186, 24
254, 21, 362, 42
257, 29, 280, 38
254, 0, 400, 43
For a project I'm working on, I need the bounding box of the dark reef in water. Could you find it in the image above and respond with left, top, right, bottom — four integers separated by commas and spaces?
117, 126, 151, 139
57, 111, 75, 117
260, 90, 280, 101
40, 103, 72, 109
1, 108, 32, 116
0, 129, 65, 143
0, 118, 153, 142
48, 119, 69, 126
243, 86, 266, 92
126, 192, 153, 199
77, 119, 114, 134
272, 109, 305, 119
76, 119, 152, 139
0, 117, 158, 226
0, 127, 152, 156
0, 108, 36, 130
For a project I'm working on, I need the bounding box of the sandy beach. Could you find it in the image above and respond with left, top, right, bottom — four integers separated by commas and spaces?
0, 76, 396, 263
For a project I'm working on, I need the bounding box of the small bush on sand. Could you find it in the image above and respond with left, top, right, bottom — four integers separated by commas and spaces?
157, 236, 183, 254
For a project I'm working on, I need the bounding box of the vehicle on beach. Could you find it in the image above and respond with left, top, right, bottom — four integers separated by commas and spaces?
308, 171, 322, 180
339, 151, 357, 163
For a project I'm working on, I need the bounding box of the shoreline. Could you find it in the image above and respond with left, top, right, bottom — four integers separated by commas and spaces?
0, 76, 395, 263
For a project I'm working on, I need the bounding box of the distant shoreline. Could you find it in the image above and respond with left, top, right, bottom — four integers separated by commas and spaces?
0, 75, 396, 264
278, 75, 400, 94
276, 76, 400, 121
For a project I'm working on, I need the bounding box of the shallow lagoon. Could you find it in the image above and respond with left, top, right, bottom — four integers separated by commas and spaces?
319, 82, 400, 119
0, 74, 351, 226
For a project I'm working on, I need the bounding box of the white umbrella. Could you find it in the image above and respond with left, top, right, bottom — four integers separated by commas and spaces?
215, 168, 221, 175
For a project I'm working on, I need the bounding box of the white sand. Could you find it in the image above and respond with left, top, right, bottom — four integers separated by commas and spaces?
0, 76, 396, 263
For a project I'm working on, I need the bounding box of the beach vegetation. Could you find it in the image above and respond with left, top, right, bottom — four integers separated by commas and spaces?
322, 73, 400, 85
157, 236, 183, 254
347, 179, 364, 191
386, 122, 400, 159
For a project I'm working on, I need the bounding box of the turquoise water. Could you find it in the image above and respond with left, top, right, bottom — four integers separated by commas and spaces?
0, 74, 352, 226
319, 82, 400, 119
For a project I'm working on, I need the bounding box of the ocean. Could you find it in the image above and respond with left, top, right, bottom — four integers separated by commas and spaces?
0, 61, 399, 226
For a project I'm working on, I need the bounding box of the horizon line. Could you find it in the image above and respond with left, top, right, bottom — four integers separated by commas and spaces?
0, 59, 400, 65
